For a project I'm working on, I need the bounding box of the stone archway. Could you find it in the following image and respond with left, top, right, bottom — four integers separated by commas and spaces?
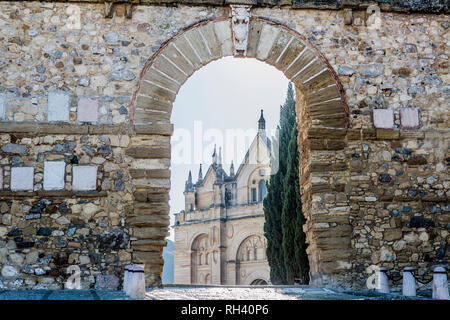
236, 235, 268, 285
127, 12, 351, 287
191, 233, 210, 284
251, 279, 268, 286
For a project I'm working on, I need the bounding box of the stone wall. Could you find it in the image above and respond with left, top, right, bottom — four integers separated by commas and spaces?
0, 1, 448, 289
2, 0, 449, 13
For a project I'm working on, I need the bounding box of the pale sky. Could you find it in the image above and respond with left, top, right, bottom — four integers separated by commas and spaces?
169, 56, 290, 240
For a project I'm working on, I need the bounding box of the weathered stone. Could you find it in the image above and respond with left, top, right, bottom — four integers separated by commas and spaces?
378, 173, 391, 183
407, 217, 435, 228
36, 228, 52, 236
1, 265, 18, 279
384, 228, 402, 241
407, 155, 427, 165
360, 63, 384, 78
1, 143, 27, 155
125, 146, 170, 159
95, 274, 120, 290
104, 32, 120, 45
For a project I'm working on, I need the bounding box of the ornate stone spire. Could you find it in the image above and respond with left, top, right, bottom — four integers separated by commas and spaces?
258, 109, 265, 130
185, 170, 194, 192
258, 109, 266, 141
230, 161, 235, 177
218, 147, 222, 166
212, 144, 217, 164
198, 164, 203, 181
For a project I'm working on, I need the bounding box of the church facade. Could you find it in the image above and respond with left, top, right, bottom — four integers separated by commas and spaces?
173, 111, 271, 285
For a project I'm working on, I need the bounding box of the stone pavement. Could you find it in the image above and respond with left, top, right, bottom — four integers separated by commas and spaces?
146, 286, 434, 300
0, 286, 436, 300
0, 289, 133, 300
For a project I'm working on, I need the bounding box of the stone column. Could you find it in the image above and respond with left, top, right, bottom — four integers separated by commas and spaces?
125, 125, 173, 287
296, 89, 351, 287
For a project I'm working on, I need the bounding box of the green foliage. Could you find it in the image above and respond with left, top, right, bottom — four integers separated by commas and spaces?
282, 124, 310, 284
263, 82, 309, 285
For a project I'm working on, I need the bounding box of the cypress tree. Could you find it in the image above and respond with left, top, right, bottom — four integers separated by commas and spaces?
282, 123, 310, 284
263, 82, 297, 284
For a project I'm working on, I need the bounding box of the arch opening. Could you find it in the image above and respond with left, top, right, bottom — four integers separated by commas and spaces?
129, 15, 350, 288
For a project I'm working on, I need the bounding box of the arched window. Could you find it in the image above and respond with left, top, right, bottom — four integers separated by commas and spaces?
251, 188, 257, 202
258, 180, 266, 201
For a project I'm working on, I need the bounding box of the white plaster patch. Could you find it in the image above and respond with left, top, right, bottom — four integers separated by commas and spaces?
0, 93, 5, 119
72, 165, 97, 191
372, 109, 394, 129
77, 97, 98, 123
400, 108, 419, 129
11, 167, 34, 191
48, 91, 70, 122
43, 161, 66, 190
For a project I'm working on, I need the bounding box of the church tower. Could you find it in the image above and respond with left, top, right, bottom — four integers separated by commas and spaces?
184, 170, 195, 212
258, 109, 266, 141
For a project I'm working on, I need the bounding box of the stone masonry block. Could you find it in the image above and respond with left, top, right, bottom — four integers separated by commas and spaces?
400, 108, 419, 129
48, 91, 70, 122
373, 109, 394, 129
213, 20, 232, 56
0, 93, 5, 119
77, 97, 98, 123
72, 165, 97, 191
43, 161, 66, 190
256, 24, 280, 61
11, 167, 34, 191
0, 167, 3, 190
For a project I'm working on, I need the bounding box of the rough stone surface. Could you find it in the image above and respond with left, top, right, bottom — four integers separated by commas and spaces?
94, 274, 120, 290
0, 2, 448, 291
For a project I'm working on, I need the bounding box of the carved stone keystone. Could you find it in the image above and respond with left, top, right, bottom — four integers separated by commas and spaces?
230, 5, 251, 57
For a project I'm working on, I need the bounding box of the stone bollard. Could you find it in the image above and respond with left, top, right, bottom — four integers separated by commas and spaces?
432, 267, 449, 300
377, 267, 390, 294
402, 267, 416, 297
123, 265, 131, 295
127, 264, 146, 299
